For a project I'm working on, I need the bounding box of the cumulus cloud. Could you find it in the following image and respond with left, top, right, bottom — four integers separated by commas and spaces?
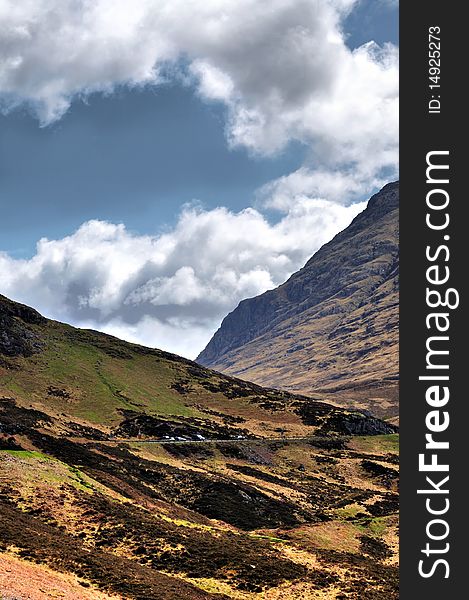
0, 1, 398, 189
0, 200, 364, 358
0, 1, 357, 124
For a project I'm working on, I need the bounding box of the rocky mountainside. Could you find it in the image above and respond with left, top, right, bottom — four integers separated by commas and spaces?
0, 294, 398, 599
197, 182, 399, 421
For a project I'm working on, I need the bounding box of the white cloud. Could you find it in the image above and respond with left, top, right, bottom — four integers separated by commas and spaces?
258, 166, 392, 210
0, 1, 397, 182
0, 200, 364, 358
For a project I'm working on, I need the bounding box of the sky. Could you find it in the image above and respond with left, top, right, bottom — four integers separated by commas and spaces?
0, 0, 398, 359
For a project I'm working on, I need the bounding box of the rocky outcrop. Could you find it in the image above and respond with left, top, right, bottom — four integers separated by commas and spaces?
197, 182, 399, 419
0, 295, 46, 357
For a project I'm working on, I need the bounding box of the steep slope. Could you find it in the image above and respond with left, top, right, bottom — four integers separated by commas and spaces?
197, 182, 399, 420
0, 294, 398, 599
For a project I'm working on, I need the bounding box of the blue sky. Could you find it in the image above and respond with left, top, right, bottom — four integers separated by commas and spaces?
0, 84, 307, 257
0, 0, 398, 358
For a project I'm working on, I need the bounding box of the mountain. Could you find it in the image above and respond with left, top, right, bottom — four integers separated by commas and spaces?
197, 182, 399, 421
0, 294, 398, 599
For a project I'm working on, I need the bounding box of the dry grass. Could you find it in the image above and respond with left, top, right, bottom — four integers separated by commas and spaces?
0, 553, 122, 600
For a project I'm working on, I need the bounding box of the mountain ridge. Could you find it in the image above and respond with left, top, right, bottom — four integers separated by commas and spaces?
197, 182, 399, 420
0, 292, 395, 439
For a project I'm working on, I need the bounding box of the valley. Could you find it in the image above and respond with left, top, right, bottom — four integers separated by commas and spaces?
0, 292, 399, 599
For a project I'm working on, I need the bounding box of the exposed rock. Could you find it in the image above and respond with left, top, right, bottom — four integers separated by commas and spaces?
0, 295, 46, 357
318, 413, 397, 436
0, 295, 46, 326
113, 412, 254, 440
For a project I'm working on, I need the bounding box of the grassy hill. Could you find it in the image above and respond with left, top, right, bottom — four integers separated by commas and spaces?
0, 294, 398, 599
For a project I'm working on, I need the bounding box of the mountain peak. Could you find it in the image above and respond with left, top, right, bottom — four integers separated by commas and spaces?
0, 294, 46, 325
0, 294, 46, 357
368, 180, 399, 210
